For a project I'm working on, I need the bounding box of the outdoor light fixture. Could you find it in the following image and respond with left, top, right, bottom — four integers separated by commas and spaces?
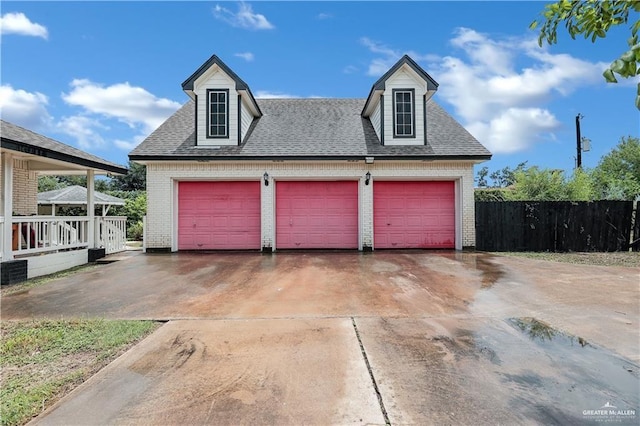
263, 172, 269, 186
365, 171, 371, 185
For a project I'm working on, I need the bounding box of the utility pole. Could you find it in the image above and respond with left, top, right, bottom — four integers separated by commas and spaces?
575, 114, 583, 169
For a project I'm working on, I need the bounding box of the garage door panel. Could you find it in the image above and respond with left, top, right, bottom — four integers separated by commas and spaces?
374, 181, 455, 249
178, 181, 260, 250
276, 181, 358, 249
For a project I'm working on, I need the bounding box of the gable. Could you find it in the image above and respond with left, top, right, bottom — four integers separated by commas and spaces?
360, 56, 439, 147
181, 54, 261, 147
130, 54, 491, 162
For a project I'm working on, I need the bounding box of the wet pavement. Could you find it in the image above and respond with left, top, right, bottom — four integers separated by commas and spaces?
2, 251, 638, 425
33, 319, 383, 425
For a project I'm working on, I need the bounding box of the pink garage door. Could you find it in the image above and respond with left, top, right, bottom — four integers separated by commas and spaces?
276, 181, 358, 249
178, 181, 260, 250
374, 181, 455, 249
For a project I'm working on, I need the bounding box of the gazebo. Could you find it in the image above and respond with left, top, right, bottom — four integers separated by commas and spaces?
38, 185, 125, 217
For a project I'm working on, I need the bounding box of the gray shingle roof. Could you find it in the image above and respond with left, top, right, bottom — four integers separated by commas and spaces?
1, 120, 127, 174
130, 98, 491, 160
37, 185, 125, 206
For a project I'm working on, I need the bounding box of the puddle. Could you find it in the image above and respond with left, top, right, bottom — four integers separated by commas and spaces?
488, 317, 639, 424
508, 317, 590, 346
369, 316, 639, 425
475, 255, 506, 288
433, 252, 506, 288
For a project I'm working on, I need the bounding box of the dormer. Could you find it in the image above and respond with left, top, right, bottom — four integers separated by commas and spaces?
362, 55, 438, 146
182, 55, 262, 146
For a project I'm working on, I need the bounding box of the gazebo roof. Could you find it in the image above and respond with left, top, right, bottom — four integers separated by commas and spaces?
37, 185, 125, 206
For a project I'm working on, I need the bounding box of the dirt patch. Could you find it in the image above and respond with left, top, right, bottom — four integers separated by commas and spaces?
495, 251, 640, 267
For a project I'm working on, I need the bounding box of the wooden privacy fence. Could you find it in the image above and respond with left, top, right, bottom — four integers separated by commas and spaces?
475, 201, 638, 252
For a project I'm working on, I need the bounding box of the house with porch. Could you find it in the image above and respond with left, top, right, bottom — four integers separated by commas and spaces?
1, 120, 128, 284
130, 54, 491, 252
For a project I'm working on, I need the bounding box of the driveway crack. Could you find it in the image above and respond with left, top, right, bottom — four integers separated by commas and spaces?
351, 317, 390, 425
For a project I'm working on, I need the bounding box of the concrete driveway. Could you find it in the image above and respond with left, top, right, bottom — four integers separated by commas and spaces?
3, 251, 638, 425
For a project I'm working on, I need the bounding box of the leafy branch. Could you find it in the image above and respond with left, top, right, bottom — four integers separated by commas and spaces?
530, 0, 640, 109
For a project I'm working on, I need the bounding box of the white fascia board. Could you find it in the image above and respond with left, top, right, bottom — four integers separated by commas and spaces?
238, 90, 261, 117
362, 90, 383, 117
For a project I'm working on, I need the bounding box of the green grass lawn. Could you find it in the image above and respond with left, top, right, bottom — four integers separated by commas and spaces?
0, 319, 160, 426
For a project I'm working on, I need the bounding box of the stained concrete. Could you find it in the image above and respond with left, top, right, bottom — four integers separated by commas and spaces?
356, 316, 639, 425
2, 251, 637, 425
32, 319, 383, 426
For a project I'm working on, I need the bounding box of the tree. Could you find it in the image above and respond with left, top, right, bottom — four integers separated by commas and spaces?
38, 175, 112, 193
591, 136, 640, 200
475, 162, 527, 188
38, 176, 65, 192
110, 161, 146, 191
505, 167, 594, 201
475, 162, 528, 201
108, 191, 147, 240
531, 0, 640, 109
476, 166, 489, 188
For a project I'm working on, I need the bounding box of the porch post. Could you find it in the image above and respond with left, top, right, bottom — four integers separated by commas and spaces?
2, 153, 14, 260
87, 169, 95, 247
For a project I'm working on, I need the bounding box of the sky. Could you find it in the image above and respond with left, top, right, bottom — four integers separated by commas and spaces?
1, 1, 638, 183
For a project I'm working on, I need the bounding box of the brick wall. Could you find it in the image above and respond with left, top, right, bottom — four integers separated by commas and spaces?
12, 160, 38, 215
145, 160, 478, 251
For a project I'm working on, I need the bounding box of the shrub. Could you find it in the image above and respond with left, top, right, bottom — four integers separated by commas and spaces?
128, 221, 144, 241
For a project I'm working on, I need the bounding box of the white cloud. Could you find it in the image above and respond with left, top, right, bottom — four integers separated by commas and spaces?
213, 2, 274, 30
427, 28, 608, 153
317, 13, 332, 20
343, 65, 358, 74
234, 52, 254, 62
61, 79, 181, 133
56, 115, 107, 150
0, 84, 52, 130
1, 80, 179, 152
0, 12, 48, 39
359, 37, 438, 76
60, 79, 180, 151
362, 29, 609, 154
114, 134, 145, 151
465, 108, 560, 154
255, 91, 297, 99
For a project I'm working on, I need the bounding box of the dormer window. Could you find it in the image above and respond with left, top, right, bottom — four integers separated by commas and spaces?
207, 89, 229, 138
393, 89, 415, 138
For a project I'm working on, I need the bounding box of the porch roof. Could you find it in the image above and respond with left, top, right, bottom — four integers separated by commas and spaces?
1, 120, 127, 175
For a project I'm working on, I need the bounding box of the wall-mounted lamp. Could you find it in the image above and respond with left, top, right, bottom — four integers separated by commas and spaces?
365, 157, 374, 164
263, 172, 269, 186
365, 171, 371, 186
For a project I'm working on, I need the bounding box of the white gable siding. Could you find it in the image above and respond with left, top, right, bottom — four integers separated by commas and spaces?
370, 99, 381, 140
383, 68, 426, 146
194, 67, 239, 146
240, 97, 253, 142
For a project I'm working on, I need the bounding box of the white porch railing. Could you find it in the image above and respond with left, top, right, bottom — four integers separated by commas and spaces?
6, 215, 128, 259
95, 216, 127, 254
11, 216, 89, 256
